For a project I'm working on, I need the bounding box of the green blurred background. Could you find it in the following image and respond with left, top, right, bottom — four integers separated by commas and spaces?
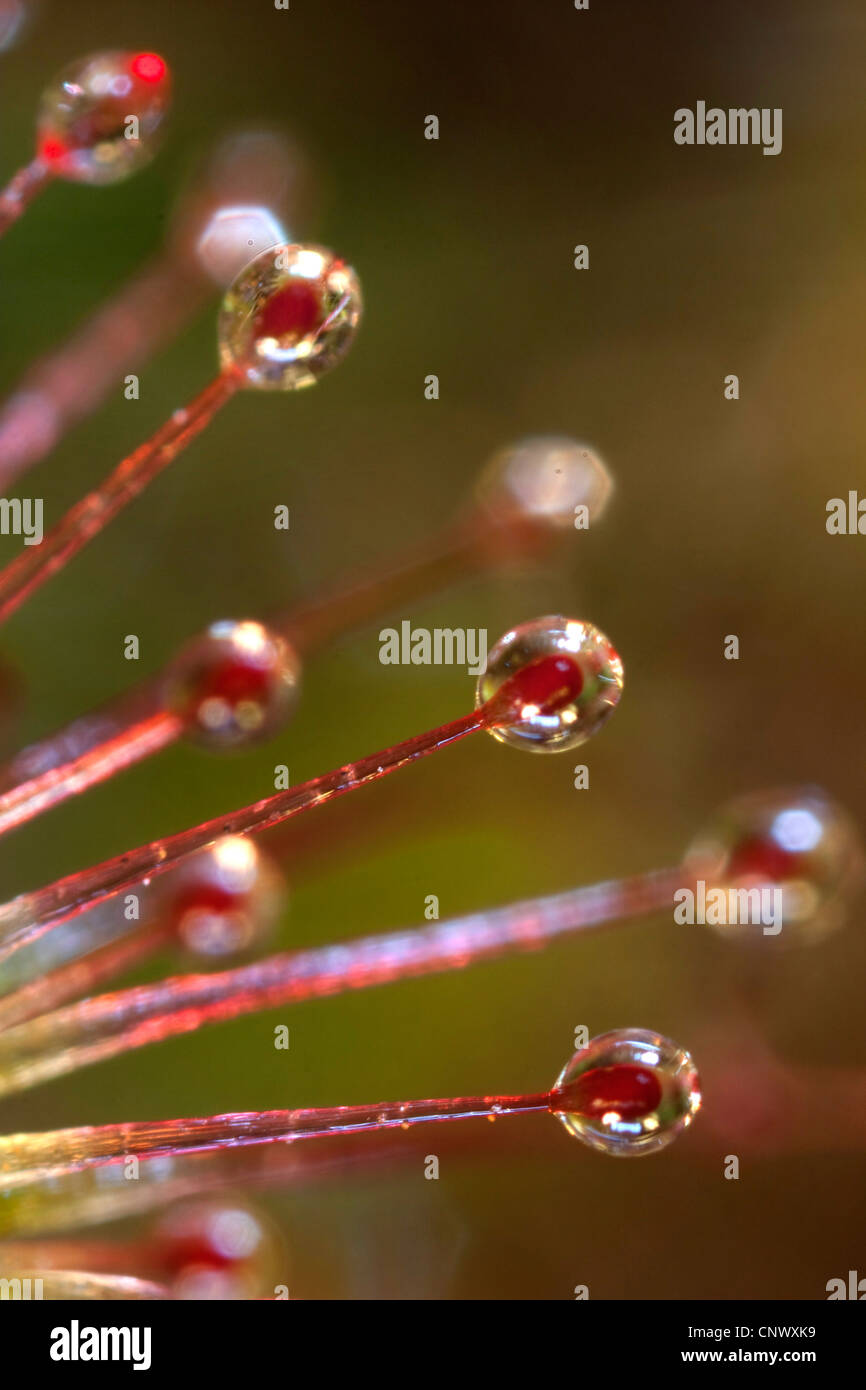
1, 0, 865, 1297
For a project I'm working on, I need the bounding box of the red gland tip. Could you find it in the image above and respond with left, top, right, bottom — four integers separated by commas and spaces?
38, 136, 67, 164
255, 281, 323, 343
484, 653, 583, 724
726, 834, 799, 884
552, 1064, 663, 1122
130, 53, 168, 84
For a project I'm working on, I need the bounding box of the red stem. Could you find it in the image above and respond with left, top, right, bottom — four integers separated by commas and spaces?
0, 370, 239, 627
0, 158, 54, 238
0, 709, 486, 964
0, 1090, 553, 1188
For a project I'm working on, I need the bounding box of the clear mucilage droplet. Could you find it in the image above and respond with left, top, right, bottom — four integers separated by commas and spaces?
152, 1196, 281, 1300
36, 50, 171, 184
550, 1028, 701, 1156
157, 835, 286, 959
195, 205, 289, 289
164, 619, 301, 751
685, 786, 864, 943
477, 436, 613, 529
476, 615, 624, 752
218, 242, 362, 390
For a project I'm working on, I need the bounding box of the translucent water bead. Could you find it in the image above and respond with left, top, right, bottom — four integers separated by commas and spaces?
152, 1196, 281, 1300
164, 619, 301, 750
195, 205, 289, 289
477, 615, 624, 752
686, 786, 865, 943
158, 835, 286, 958
36, 51, 171, 184
218, 243, 362, 390
477, 436, 613, 529
551, 1028, 701, 1156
